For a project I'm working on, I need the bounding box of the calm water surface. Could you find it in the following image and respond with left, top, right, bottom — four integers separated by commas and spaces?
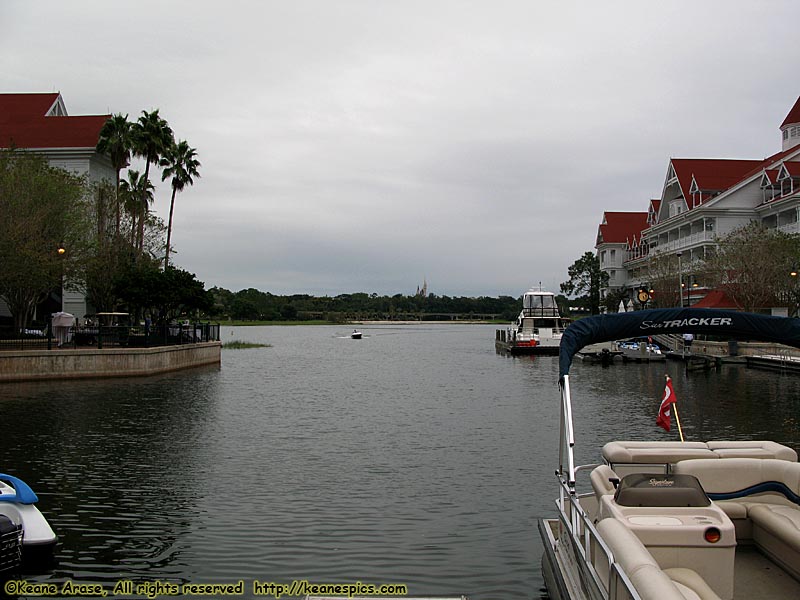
2, 324, 800, 599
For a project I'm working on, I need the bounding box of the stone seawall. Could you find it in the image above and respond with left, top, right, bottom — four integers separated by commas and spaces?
0, 342, 222, 382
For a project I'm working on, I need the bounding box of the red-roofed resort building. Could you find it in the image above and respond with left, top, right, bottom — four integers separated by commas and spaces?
0, 92, 114, 318
597, 96, 800, 311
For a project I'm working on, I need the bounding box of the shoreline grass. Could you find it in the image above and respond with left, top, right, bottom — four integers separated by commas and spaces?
223, 340, 272, 349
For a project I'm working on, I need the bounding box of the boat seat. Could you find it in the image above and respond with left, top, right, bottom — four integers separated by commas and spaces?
603, 440, 796, 471
706, 441, 797, 461
596, 518, 721, 600
673, 458, 800, 509
674, 458, 800, 579
589, 465, 618, 502
663, 568, 724, 600
603, 441, 715, 467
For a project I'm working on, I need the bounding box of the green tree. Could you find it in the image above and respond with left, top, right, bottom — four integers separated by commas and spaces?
160, 140, 201, 269
119, 169, 154, 251
644, 251, 682, 308
81, 181, 130, 312
560, 251, 608, 315
699, 222, 800, 312
130, 109, 173, 253
113, 262, 211, 323
95, 113, 131, 237
0, 150, 90, 329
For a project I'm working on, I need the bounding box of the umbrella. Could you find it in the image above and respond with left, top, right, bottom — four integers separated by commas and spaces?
51, 312, 75, 327
618, 300, 626, 313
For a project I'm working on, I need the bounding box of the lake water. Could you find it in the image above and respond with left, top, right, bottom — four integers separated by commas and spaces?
2, 324, 800, 599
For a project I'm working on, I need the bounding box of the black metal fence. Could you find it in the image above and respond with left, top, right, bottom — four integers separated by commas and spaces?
0, 322, 220, 351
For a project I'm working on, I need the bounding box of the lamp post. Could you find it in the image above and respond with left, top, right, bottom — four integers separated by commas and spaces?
57, 243, 66, 312
677, 251, 683, 307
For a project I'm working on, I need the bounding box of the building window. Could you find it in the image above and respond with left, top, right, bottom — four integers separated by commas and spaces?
601, 250, 606, 264
610, 249, 616, 263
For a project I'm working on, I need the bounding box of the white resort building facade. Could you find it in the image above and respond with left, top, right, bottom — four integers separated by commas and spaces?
0, 92, 113, 321
597, 95, 800, 312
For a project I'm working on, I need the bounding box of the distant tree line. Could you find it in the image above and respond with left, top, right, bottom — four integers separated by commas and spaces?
207, 288, 561, 322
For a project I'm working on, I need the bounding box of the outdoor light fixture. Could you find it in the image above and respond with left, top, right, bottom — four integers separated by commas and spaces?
792, 266, 798, 277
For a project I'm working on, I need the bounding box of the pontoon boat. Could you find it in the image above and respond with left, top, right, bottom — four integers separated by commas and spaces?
540, 308, 800, 600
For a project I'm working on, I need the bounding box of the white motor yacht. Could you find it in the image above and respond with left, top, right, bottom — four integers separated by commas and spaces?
496, 288, 570, 355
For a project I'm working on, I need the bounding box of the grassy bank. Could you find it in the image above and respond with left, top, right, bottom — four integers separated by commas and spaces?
222, 340, 272, 349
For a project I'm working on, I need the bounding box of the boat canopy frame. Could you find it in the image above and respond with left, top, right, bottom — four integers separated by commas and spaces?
557, 308, 800, 492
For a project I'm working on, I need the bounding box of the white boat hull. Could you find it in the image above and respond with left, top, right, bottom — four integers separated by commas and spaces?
0, 476, 57, 574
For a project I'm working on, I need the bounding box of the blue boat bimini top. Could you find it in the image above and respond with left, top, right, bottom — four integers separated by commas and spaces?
558, 308, 800, 380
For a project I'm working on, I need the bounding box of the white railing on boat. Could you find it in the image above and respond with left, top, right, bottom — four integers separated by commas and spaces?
555, 471, 642, 600
556, 374, 641, 599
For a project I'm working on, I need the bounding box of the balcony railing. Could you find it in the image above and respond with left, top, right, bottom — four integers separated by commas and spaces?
655, 230, 716, 253
777, 221, 800, 235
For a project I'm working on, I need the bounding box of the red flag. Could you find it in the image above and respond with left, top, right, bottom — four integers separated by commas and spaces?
656, 376, 676, 431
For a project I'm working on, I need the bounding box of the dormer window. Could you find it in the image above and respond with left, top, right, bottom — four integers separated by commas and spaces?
776, 163, 799, 197
760, 170, 780, 203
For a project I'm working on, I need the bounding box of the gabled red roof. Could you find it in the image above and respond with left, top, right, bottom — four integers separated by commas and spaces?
670, 159, 763, 207
0, 93, 60, 121
692, 289, 740, 309
597, 211, 649, 245
761, 169, 780, 184
0, 93, 109, 150
781, 96, 800, 129
781, 161, 800, 177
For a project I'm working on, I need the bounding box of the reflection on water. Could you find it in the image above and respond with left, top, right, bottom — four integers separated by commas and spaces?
1, 324, 799, 599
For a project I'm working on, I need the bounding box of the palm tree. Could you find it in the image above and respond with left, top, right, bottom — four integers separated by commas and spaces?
95, 113, 131, 237
119, 170, 154, 251
130, 110, 173, 253
160, 140, 201, 269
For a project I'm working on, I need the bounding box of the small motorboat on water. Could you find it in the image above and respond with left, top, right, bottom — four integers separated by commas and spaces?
495, 287, 570, 355
351, 330, 362, 339
0, 473, 57, 576
540, 307, 800, 600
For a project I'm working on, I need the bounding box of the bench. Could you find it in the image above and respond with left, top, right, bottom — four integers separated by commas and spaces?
673, 458, 800, 579
596, 517, 721, 600
602, 441, 796, 476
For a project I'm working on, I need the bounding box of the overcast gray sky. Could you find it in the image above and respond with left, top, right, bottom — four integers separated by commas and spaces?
2, 1, 798, 297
